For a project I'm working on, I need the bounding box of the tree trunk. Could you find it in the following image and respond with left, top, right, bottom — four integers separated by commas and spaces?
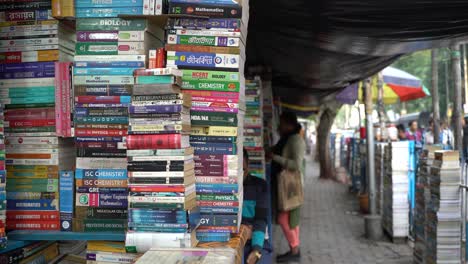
317, 103, 341, 179
451, 44, 463, 152
432, 49, 441, 143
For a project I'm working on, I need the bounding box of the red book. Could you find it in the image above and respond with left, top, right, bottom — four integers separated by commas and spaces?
130, 184, 187, 193
127, 134, 187, 150
7, 220, 60, 231
75, 142, 122, 149
7, 211, 60, 221
75, 96, 129, 104
5, 108, 55, 120
74, 129, 128, 137
197, 201, 239, 207
5, 119, 55, 128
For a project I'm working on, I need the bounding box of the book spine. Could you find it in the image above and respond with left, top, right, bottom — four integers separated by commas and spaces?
76, 18, 147, 31
75, 207, 128, 219
190, 135, 236, 143
73, 75, 135, 85
166, 51, 240, 69
75, 136, 126, 142
181, 69, 239, 81
6, 211, 60, 221
168, 2, 241, 18
75, 124, 128, 129
7, 199, 58, 210
0, 50, 59, 63
167, 28, 241, 37
0, 37, 58, 47
155, 0, 163, 15
75, 129, 128, 137
76, 42, 146, 56
192, 145, 237, 155
143, 0, 151, 15
7, 220, 60, 230
126, 134, 182, 149
0, 1, 51, 11
74, 67, 140, 75
132, 94, 185, 101
75, 0, 144, 7
54, 62, 63, 136
166, 44, 241, 55
5, 119, 55, 128
0, 61, 55, 73
76, 179, 128, 188
0, 44, 59, 53
76, 193, 128, 208
59, 171, 74, 231
76, 158, 128, 169
74, 116, 129, 125
198, 201, 239, 207
74, 54, 146, 62
52, 0, 75, 18
197, 194, 238, 201
75, 7, 144, 18
0, 9, 52, 22
76, 142, 126, 149
76, 187, 128, 193
86, 252, 136, 263
129, 105, 183, 114
168, 18, 241, 30
73, 219, 127, 232
75, 169, 128, 179
75, 61, 145, 68
191, 126, 237, 136
74, 85, 133, 96
166, 35, 240, 47
76, 148, 127, 158
181, 79, 240, 92
5, 108, 55, 120
127, 196, 186, 204
196, 183, 239, 194
149, 0, 155, 14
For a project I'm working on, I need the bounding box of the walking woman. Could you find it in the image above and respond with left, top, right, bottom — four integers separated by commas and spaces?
266, 112, 306, 263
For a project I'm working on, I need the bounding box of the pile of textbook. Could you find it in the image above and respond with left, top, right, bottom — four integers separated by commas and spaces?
382, 141, 410, 239
0, 104, 5, 248
244, 78, 265, 178
413, 146, 441, 263
124, 68, 200, 253
166, 0, 250, 242
86, 241, 137, 264
72, 12, 158, 231
426, 151, 461, 264
75, 0, 145, 18
1, 0, 76, 232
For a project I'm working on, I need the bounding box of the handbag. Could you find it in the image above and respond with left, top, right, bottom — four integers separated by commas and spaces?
277, 169, 304, 211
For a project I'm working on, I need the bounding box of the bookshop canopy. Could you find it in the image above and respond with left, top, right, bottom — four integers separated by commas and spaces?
246, 0, 468, 110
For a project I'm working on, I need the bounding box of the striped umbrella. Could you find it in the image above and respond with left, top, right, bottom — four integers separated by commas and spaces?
336, 66, 430, 105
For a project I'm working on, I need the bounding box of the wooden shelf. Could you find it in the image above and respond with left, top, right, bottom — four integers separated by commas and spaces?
7, 231, 125, 242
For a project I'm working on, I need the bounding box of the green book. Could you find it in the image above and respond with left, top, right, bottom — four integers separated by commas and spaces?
6, 126, 55, 133
5, 103, 55, 109
76, 18, 147, 31
190, 111, 238, 127
181, 69, 239, 82
135, 75, 177, 84
181, 79, 240, 92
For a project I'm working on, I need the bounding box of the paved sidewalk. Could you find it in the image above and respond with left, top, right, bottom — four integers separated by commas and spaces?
272, 157, 413, 264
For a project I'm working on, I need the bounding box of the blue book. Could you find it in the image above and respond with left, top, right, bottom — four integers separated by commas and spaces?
196, 183, 239, 194
74, 61, 145, 68
75, 169, 128, 180
75, 0, 144, 7
75, 7, 144, 18
74, 116, 129, 124
59, 171, 74, 231
7, 199, 58, 210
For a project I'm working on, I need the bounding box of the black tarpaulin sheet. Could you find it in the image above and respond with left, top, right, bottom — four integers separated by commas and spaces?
246, 0, 468, 113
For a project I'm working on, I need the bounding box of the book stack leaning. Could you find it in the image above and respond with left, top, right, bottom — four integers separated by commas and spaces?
124, 68, 199, 253
166, 0, 249, 242
0, 104, 5, 248
1, 0, 76, 232
244, 78, 265, 179
413, 145, 441, 264
426, 150, 461, 264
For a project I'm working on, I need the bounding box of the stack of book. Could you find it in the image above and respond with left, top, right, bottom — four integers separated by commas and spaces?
72, 15, 153, 232
166, 0, 249, 242
426, 150, 461, 264
0, 0, 76, 232
382, 141, 410, 239
244, 78, 265, 179
75, 0, 145, 18
86, 240, 137, 264
135, 248, 237, 264
0, 241, 60, 263
0, 104, 5, 248
375, 142, 388, 215
124, 68, 199, 253
413, 146, 441, 263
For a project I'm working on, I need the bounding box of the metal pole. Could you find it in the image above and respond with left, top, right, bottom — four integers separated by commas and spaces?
363, 77, 382, 240
452, 44, 463, 152
377, 72, 385, 141
432, 49, 441, 143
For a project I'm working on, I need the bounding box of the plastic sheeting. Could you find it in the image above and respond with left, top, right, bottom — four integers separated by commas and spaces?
246, 0, 468, 113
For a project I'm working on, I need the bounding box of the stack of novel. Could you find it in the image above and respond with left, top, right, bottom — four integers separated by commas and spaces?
413, 146, 441, 263
86, 241, 137, 264
1, 1, 76, 232
75, 0, 145, 18
0, 104, 5, 248
244, 78, 265, 179
73, 15, 155, 232
166, 0, 249, 242
382, 141, 410, 239
125, 68, 199, 253
426, 151, 461, 264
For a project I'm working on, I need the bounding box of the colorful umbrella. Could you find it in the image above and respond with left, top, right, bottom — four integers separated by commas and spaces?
336, 66, 429, 105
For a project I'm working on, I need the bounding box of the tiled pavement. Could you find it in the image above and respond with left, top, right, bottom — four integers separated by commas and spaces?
272, 156, 413, 264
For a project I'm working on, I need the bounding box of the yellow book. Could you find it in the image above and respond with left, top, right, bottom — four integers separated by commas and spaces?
191, 126, 238, 137
52, 0, 75, 18
87, 241, 127, 253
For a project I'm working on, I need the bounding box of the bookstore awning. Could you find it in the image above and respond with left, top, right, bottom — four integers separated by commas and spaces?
246, 0, 468, 112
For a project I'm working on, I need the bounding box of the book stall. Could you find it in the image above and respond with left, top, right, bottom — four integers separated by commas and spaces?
0, 0, 279, 263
